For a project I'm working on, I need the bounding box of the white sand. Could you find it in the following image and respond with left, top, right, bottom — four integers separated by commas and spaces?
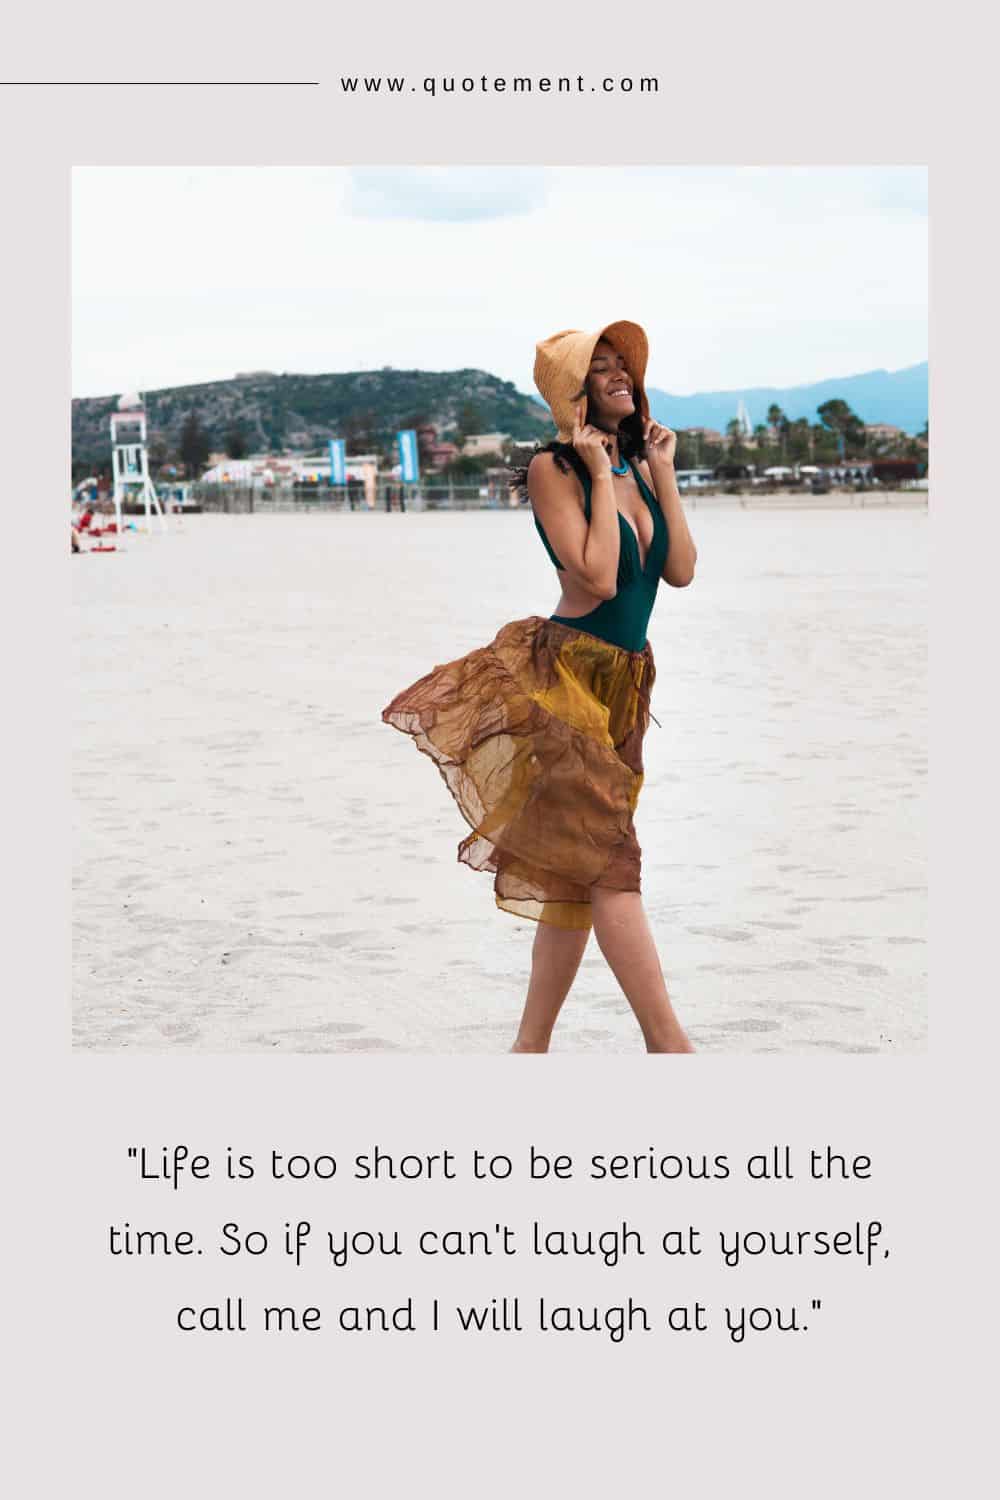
73, 506, 927, 1053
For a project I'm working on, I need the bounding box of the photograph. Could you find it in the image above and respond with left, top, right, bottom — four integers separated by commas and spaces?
71, 164, 928, 1055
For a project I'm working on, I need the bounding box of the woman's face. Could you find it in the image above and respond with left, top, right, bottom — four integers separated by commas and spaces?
586, 338, 636, 429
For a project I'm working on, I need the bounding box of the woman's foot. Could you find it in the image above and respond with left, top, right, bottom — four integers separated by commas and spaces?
510, 1036, 551, 1053
644, 1025, 696, 1054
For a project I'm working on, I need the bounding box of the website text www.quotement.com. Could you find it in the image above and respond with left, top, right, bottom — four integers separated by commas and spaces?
339, 73, 660, 97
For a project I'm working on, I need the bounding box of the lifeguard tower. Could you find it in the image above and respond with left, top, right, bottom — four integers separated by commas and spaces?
110, 392, 166, 540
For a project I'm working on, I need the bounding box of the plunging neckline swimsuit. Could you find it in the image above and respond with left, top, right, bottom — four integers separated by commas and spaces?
531, 456, 669, 653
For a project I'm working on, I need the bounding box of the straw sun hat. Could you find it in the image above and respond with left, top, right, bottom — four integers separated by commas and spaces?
533, 319, 650, 441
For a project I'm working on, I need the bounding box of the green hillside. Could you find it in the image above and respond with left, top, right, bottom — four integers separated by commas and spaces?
71, 367, 554, 469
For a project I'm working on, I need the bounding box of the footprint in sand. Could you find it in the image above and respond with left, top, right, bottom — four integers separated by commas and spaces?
686, 925, 756, 942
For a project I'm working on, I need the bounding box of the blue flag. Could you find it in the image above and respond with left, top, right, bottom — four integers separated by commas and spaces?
328, 438, 346, 486
398, 429, 420, 484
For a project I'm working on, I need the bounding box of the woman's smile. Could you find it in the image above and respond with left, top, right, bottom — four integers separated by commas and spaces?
588, 341, 636, 419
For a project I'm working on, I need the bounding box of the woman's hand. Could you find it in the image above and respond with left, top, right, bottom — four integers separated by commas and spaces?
643, 418, 677, 468
572, 401, 613, 478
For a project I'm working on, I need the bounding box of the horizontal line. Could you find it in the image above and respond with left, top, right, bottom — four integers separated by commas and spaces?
0, 80, 320, 86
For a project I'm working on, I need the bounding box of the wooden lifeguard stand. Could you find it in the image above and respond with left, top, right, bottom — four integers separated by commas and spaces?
110, 392, 166, 543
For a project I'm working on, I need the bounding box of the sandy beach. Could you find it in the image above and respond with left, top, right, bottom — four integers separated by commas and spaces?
72, 505, 926, 1054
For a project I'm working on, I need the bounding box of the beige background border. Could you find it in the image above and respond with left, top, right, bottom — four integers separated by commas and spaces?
1, 2, 987, 1494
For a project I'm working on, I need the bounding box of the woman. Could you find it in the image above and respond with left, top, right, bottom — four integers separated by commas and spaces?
382, 320, 698, 1053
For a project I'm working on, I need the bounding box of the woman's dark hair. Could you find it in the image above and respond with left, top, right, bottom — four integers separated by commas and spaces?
508, 391, 647, 500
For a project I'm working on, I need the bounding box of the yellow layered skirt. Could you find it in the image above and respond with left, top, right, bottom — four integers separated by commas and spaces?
381, 615, 657, 930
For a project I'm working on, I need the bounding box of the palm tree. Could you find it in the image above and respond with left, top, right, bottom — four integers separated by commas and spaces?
767, 402, 788, 460
817, 398, 865, 459
787, 418, 811, 463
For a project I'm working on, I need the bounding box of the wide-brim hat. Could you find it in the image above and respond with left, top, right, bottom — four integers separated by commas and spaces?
533, 320, 650, 441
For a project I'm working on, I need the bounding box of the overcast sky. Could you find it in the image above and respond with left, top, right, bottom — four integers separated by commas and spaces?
72, 165, 927, 400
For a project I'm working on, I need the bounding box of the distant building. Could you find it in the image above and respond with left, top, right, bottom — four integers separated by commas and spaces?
462, 432, 510, 458
200, 449, 379, 504
864, 422, 906, 442
201, 455, 295, 484
683, 427, 725, 445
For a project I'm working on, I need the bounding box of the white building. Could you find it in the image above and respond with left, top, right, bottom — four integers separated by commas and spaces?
200, 451, 379, 504
462, 432, 510, 458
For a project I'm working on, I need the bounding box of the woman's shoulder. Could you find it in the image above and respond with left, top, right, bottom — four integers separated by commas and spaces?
528, 442, 570, 470
528, 453, 591, 538
527, 443, 587, 494
511, 442, 587, 512
526, 447, 557, 476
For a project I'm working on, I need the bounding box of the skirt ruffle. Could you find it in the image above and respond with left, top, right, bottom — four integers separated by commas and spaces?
381, 615, 656, 929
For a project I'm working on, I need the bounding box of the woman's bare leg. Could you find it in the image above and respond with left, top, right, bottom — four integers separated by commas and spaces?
590, 888, 694, 1052
511, 921, 591, 1052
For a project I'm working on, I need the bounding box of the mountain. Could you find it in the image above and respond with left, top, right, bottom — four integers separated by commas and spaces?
641, 362, 928, 435
71, 367, 553, 468
72, 359, 929, 469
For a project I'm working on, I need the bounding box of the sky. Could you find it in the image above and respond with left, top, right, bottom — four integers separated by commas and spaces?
71, 165, 927, 400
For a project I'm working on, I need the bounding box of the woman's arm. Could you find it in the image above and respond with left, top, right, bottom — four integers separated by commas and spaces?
641, 421, 698, 587
528, 414, 623, 598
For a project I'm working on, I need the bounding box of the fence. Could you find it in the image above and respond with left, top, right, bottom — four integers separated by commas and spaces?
193, 480, 365, 514
387, 482, 512, 510
192, 477, 928, 516
193, 479, 517, 513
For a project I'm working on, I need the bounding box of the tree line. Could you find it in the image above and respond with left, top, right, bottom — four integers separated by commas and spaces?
72, 395, 928, 485
675, 398, 928, 471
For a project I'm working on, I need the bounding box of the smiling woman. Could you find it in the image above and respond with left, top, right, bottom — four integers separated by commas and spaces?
527, 338, 671, 652
382, 318, 699, 1055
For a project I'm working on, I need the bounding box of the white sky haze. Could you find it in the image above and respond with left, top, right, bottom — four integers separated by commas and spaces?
72, 165, 927, 399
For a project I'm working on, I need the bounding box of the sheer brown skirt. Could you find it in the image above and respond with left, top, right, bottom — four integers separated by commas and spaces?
381, 615, 656, 930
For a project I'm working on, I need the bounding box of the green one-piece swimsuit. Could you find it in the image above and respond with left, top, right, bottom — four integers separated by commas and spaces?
531, 455, 669, 653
